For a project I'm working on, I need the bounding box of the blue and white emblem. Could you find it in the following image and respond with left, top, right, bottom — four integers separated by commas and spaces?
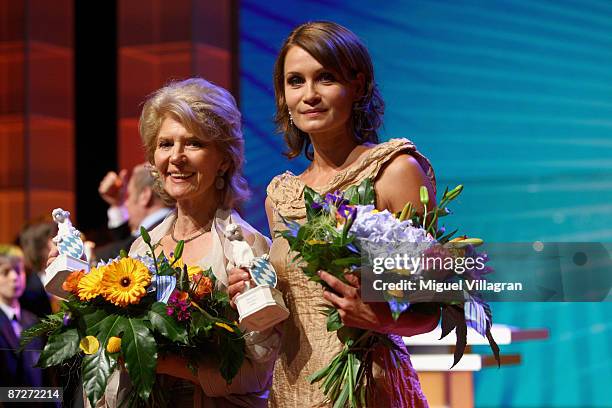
52, 208, 84, 259
57, 234, 84, 259
250, 255, 278, 288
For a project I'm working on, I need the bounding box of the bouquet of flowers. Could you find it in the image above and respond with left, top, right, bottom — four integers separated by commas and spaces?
21, 228, 244, 407
280, 179, 500, 407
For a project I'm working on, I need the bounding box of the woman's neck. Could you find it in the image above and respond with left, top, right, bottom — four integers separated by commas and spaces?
174, 192, 220, 235
309, 128, 359, 172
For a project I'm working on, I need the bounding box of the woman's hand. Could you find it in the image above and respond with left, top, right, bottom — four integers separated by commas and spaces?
227, 267, 251, 308
319, 270, 440, 336
46, 246, 59, 268
319, 270, 392, 333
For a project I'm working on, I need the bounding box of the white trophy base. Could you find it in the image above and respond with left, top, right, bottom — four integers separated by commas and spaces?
44, 254, 90, 299
235, 285, 289, 332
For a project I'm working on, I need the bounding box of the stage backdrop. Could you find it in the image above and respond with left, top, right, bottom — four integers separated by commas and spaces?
239, 1, 612, 407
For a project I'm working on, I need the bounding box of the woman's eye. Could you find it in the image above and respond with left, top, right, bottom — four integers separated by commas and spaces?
319, 72, 336, 83
157, 140, 171, 148
287, 76, 304, 86
187, 139, 203, 148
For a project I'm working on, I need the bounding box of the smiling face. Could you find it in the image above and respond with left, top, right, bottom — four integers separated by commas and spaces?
153, 115, 228, 205
283, 46, 362, 138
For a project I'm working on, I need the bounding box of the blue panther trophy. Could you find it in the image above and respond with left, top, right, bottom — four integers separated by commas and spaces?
44, 208, 90, 299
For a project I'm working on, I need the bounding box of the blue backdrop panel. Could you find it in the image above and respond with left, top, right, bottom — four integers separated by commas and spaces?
240, 1, 612, 406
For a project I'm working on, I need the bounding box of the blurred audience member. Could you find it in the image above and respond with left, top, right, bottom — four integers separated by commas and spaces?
0, 245, 46, 387
18, 217, 57, 317
95, 163, 173, 261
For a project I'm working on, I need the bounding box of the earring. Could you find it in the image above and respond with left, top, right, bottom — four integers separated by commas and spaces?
288, 109, 294, 126
215, 171, 225, 190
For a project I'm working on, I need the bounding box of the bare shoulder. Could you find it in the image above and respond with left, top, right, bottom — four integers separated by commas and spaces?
376, 153, 429, 187
375, 153, 435, 213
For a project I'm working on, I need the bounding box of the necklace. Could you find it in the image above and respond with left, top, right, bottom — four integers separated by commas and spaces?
170, 217, 213, 244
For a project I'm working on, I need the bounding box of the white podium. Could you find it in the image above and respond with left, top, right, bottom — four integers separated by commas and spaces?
404, 324, 549, 408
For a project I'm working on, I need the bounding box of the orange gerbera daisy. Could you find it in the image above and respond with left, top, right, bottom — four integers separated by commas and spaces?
77, 267, 104, 301
63, 270, 85, 294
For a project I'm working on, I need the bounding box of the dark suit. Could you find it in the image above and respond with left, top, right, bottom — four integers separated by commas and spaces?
0, 308, 44, 387
0, 309, 60, 408
95, 222, 135, 261
95, 213, 168, 261
21, 273, 53, 318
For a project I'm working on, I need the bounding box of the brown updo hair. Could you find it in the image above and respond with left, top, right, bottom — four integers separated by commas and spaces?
273, 21, 384, 160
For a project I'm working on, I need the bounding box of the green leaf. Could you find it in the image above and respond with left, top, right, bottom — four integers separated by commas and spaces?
86, 314, 127, 350
82, 347, 117, 407
174, 240, 184, 261
356, 178, 375, 205
37, 328, 80, 367
438, 228, 459, 243
344, 185, 359, 204
326, 308, 343, 332
140, 226, 151, 244
303, 186, 322, 206
439, 305, 461, 340
347, 352, 359, 407
83, 309, 110, 333
304, 187, 324, 220
333, 375, 351, 408
148, 302, 188, 344
82, 312, 128, 406
19, 312, 63, 349
189, 313, 213, 339
219, 332, 245, 383
451, 318, 468, 369
331, 257, 361, 267
122, 318, 157, 400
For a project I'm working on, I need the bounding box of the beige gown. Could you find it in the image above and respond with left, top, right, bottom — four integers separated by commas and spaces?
266, 139, 435, 408
93, 208, 281, 408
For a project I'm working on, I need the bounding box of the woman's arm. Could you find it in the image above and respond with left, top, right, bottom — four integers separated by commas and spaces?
374, 153, 436, 215
321, 153, 440, 336
320, 270, 439, 337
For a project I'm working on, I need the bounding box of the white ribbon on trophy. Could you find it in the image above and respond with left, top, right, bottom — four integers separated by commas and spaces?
224, 224, 289, 332
45, 208, 90, 299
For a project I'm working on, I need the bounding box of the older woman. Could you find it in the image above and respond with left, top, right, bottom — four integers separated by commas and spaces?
229, 22, 440, 407
51, 78, 281, 407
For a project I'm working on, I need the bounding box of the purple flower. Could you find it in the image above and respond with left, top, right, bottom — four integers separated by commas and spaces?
325, 191, 348, 207
167, 290, 191, 321
388, 298, 410, 317
63, 312, 72, 326
337, 204, 357, 220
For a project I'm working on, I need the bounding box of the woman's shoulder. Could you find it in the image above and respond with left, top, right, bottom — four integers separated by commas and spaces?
265, 171, 305, 206
370, 138, 436, 193
370, 138, 417, 156
128, 213, 176, 257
